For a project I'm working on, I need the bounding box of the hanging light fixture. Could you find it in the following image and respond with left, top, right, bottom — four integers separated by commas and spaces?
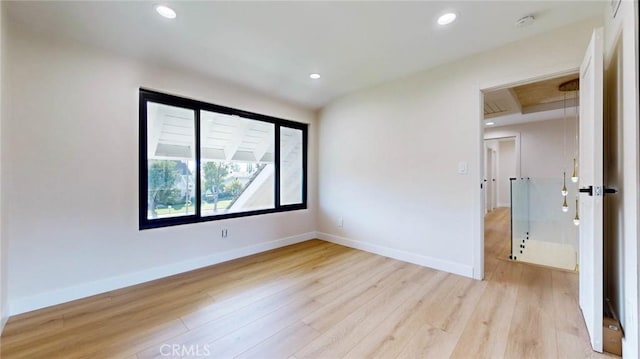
559, 78, 580, 184
561, 92, 568, 198
573, 83, 580, 183
562, 196, 569, 212
573, 196, 580, 226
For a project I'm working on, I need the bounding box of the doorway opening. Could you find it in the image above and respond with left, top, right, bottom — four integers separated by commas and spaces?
481, 72, 580, 272
484, 136, 517, 214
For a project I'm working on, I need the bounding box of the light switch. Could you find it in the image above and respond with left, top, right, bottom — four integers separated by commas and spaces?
457, 161, 468, 174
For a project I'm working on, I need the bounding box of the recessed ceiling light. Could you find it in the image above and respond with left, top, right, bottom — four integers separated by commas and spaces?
156, 5, 177, 19
437, 12, 457, 26
486, 121, 495, 126
309, 73, 321, 80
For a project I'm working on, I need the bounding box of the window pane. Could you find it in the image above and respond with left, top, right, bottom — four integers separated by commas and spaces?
146, 102, 196, 219
200, 110, 275, 216
280, 127, 303, 205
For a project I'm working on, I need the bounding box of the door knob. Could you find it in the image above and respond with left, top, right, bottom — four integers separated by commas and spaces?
579, 186, 593, 196
579, 185, 618, 196
604, 187, 618, 194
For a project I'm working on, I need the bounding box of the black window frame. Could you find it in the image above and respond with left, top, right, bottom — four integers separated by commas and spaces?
139, 88, 308, 230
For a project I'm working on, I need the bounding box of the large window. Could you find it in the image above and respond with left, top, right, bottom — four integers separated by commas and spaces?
139, 89, 307, 229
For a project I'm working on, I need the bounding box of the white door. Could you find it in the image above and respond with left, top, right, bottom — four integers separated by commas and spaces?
578, 28, 604, 352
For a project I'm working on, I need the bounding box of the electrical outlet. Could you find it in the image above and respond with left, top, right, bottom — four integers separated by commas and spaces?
221, 229, 228, 238
337, 217, 343, 228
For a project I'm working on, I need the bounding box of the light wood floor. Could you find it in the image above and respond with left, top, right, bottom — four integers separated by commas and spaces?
0, 208, 614, 358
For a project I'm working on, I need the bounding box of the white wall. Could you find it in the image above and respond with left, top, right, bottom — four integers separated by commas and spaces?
0, 0, 7, 332
602, 0, 639, 356
2, 20, 318, 315
485, 118, 578, 180
317, 17, 601, 280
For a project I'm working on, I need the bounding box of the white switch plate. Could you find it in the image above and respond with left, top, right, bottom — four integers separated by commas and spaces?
457, 161, 468, 174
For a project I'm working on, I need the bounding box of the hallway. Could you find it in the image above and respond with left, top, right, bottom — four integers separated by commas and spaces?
479, 208, 612, 357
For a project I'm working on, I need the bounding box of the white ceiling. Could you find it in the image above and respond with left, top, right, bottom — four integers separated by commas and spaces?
4, 1, 606, 109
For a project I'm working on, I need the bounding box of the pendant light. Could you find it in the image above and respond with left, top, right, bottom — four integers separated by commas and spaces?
572, 84, 580, 183
562, 196, 569, 212
573, 197, 580, 226
559, 79, 580, 184
561, 92, 568, 197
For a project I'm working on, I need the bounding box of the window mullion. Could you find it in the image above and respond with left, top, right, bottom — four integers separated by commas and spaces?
274, 124, 281, 209
195, 109, 202, 218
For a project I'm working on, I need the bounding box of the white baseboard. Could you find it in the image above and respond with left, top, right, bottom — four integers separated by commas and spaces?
316, 232, 474, 278
9, 232, 315, 316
